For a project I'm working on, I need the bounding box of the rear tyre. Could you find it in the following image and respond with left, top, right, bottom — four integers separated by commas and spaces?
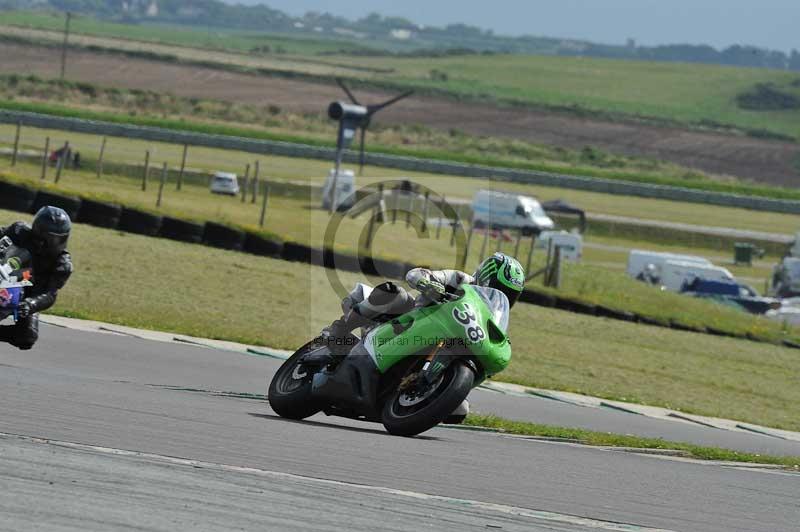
381, 360, 474, 437
268, 342, 323, 420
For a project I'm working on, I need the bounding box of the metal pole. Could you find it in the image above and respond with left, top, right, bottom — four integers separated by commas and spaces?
156, 162, 167, 208
259, 181, 270, 227
435, 197, 444, 240
496, 230, 503, 252
391, 188, 398, 224
461, 223, 474, 270
514, 229, 523, 258
10, 122, 21, 167
525, 234, 537, 277
241, 163, 250, 203
177, 144, 188, 191
96, 136, 106, 178
54, 141, 68, 183
365, 205, 377, 249
376, 183, 384, 223
251, 161, 259, 204
329, 153, 342, 214
60, 12, 71, 81
406, 195, 414, 228
40, 137, 50, 180
141, 150, 150, 191
421, 191, 430, 234
479, 226, 489, 259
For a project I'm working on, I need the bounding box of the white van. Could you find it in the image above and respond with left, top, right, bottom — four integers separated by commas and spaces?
626, 250, 712, 279
472, 190, 554, 235
660, 260, 735, 292
321, 169, 356, 211
537, 230, 583, 262
210, 171, 239, 196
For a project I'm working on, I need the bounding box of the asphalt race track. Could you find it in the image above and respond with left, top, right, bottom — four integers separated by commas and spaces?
1, 325, 798, 531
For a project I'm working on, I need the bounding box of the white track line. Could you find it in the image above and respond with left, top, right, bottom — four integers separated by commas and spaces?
0, 431, 674, 532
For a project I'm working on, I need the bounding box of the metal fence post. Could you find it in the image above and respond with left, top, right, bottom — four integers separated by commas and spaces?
96, 136, 106, 178
251, 161, 259, 204
156, 162, 167, 207
436, 196, 444, 240
525, 234, 536, 278
40, 137, 50, 180
259, 181, 270, 227
177, 144, 188, 191
461, 223, 474, 270
421, 191, 430, 234
241, 163, 250, 203
514, 228, 523, 258
54, 141, 68, 183
11, 122, 21, 167
391, 188, 398, 224
479, 226, 489, 259
141, 150, 150, 191
376, 183, 384, 223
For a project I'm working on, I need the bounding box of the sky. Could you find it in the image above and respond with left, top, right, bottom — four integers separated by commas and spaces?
226, 0, 799, 52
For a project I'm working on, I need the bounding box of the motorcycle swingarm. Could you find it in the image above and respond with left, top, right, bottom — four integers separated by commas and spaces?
311, 344, 381, 419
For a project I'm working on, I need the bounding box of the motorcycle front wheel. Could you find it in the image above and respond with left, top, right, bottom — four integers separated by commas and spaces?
267, 342, 323, 420
381, 360, 474, 437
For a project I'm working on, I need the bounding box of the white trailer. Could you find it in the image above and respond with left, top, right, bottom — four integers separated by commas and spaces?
626, 250, 712, 279
660, 260, 735, 292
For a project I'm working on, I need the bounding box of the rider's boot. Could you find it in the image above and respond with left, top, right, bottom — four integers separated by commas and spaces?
300, 309, 371, 367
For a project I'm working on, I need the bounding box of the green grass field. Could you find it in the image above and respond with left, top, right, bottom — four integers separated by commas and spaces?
1, 160, 796, 345
3, 11, 800, 140
2, 207, 797, 431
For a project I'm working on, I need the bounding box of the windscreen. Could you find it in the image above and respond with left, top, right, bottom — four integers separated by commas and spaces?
472, 286, 510, 333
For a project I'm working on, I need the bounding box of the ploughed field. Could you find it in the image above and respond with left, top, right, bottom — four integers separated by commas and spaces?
1, 42, 799, 186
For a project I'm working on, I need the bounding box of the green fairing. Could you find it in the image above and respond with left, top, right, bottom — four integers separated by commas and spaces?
366, 285, 512, 379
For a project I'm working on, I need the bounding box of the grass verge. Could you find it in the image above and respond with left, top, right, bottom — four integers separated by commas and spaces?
2, 208, 798, 431
464, 414, 800, 467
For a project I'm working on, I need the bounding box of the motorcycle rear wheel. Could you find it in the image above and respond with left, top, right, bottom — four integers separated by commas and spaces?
268, 342, 323, 420
381, 360, 474, 437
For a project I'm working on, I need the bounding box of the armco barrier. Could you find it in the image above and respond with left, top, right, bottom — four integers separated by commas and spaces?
118, 207, 162, 236
203, 222, 246, 251
0, 176, 795, 348
3, 109, 800, 215
77, 199, 122, 229
31, 191, 82, 220
0, 181, 37, 213
159, 217, 205, 244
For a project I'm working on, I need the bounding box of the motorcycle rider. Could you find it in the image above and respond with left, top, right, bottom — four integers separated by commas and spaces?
305, 252, 525, 365
0, 206, 73, 351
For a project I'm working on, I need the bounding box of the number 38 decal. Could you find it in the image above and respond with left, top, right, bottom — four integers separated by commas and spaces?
452, 303, 485, 343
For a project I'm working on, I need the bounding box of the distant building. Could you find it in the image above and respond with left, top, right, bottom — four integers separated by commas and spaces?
390, 29, 413, 40
146, 1, 159, 17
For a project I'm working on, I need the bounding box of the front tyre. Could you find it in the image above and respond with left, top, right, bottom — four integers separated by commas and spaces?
381, 361, 474, 437
268, 343, 323, 420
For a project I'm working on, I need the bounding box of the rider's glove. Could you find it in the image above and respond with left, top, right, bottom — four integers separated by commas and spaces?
17, 300, 32, 319
417, 278, 447, 301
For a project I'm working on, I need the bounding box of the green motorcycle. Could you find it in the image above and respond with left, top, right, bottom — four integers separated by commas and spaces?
268, 283, 512, 436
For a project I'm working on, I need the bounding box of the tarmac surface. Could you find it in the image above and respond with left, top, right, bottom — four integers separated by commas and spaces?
1, 325, 798, 531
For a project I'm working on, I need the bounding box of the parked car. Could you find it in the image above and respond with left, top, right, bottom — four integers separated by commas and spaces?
681, 278, 779, 315
472, 190, 554, 235
210, 172, 240, 196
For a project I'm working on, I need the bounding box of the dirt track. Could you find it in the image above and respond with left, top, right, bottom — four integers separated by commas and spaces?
2, 43, 799, 186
